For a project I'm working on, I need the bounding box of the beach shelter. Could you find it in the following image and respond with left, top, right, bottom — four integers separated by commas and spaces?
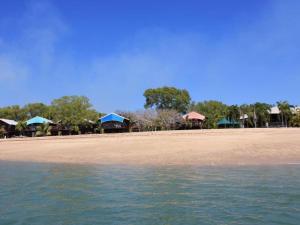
217, 118, 240, 128
0, 118, 18, 138
26, 116, 54, 126
100, 113, 126, 123
99, 113, 130, 133
182, 111, 205, 129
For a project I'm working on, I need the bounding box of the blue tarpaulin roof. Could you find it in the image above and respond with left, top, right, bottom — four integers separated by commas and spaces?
26, 116, 53, 125
99, 113, 126, 123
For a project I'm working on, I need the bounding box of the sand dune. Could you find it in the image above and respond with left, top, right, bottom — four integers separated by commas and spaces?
0, 128, 300, 166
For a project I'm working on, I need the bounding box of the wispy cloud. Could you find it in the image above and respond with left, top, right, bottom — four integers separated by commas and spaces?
0, 0, 68, 103
0, 0, 299, 110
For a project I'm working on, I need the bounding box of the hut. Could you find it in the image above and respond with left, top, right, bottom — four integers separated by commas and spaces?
99, 113, 130, 133
0, 118, 18, 138
26, 116, 54, 136
182, 111, 205, 129
239, 114, 249, 128
269, 106, 282, 127
217, 118, 240, 128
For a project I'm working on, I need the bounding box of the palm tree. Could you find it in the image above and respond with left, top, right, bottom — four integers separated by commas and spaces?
36, 123, 52, 136
16, 121, 27, 136
277, 101, 292, 127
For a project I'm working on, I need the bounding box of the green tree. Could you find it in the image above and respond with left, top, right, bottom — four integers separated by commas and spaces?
277, 101, 292, 127
23, 103, 50, 119
0, 105, 27, 121
227, 105, 240, 122
144, 86, 191, 113
51, 96, 98, 133
290, 112, 300, 127
253, 102, 271, 127
16, 121, 27, 136
190, 100, 228, 128
36, 123, 52, 137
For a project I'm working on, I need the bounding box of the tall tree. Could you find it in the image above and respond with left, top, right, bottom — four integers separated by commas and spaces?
253, 102, 271, 127
227, 105, 240, 122
277, 101, 292, 127
51, 96, 98, 132
144, 86, 191, 113
190, 100, 228, 128
23, 103, 50, 118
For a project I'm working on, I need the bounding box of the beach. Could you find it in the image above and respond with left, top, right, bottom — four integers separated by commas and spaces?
0, 128, 300, 166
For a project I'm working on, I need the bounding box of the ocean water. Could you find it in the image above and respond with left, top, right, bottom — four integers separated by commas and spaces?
0, 162, 299, 225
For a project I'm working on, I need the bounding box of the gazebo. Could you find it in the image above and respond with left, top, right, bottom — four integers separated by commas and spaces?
182, 111, 205, 129
99, 113, 130, 133
217, 118, 240, 128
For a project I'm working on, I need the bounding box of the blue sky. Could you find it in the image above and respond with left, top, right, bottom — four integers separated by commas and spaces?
0, 0, 299, 112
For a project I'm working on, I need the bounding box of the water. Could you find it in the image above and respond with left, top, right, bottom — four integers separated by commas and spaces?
0, 162, 299, 225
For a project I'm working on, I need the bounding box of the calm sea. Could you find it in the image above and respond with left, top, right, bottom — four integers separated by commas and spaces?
0, 162, 299, 225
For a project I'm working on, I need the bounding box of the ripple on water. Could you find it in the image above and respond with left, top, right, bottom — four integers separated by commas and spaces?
0, 162, 300, 225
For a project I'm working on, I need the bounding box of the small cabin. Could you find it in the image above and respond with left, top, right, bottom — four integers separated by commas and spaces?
25, 116, 55, 136
182, 111, 205, 129
99, 113, 130, 133
0, 118, 18, 138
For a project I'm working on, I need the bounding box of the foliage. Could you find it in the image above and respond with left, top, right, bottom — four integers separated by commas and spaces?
50, 96, 99, 130
23, 103, 50, 118
226, 105, 240, 122
36, 123, 52, 137
277, 101, 292, 127
16, 121, 27, 136
0, 126, 6, 138
190, 100, 228, 128
290, 112, 300, 127
253, 102, 271, 127
0, 105, 27, 121
144, 86, 191, 113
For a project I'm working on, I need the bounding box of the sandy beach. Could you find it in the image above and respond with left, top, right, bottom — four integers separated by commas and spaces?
0, 128, 300, 166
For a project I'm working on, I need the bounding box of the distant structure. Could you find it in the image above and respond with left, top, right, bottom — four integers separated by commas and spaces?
26, 116, 54, 136
0, 118, 18, 138
269, 106, 300, 127
217, 118, 240, 128
182, 111, 205, 129
99, 113, 130, 133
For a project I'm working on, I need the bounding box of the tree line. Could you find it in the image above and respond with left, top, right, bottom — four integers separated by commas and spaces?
1, 87, 300, 137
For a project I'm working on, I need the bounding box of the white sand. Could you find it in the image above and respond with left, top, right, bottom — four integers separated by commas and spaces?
0, 128, 300, 166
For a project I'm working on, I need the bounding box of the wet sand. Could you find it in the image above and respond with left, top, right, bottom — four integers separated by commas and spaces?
0, 128, 300, 166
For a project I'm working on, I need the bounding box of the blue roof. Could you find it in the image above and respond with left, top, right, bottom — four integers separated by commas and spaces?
26, 116, 53, 125
99, 113, 126, 123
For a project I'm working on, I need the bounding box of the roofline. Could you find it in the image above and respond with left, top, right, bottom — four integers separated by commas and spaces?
99, 112, 129, 121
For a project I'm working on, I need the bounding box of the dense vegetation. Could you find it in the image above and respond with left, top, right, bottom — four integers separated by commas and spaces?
0, 87, 300, 137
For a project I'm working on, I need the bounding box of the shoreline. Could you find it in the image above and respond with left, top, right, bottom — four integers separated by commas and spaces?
1, 128, 300, 166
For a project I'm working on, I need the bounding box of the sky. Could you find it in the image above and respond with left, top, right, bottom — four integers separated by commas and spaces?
0, 0, 299, 112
